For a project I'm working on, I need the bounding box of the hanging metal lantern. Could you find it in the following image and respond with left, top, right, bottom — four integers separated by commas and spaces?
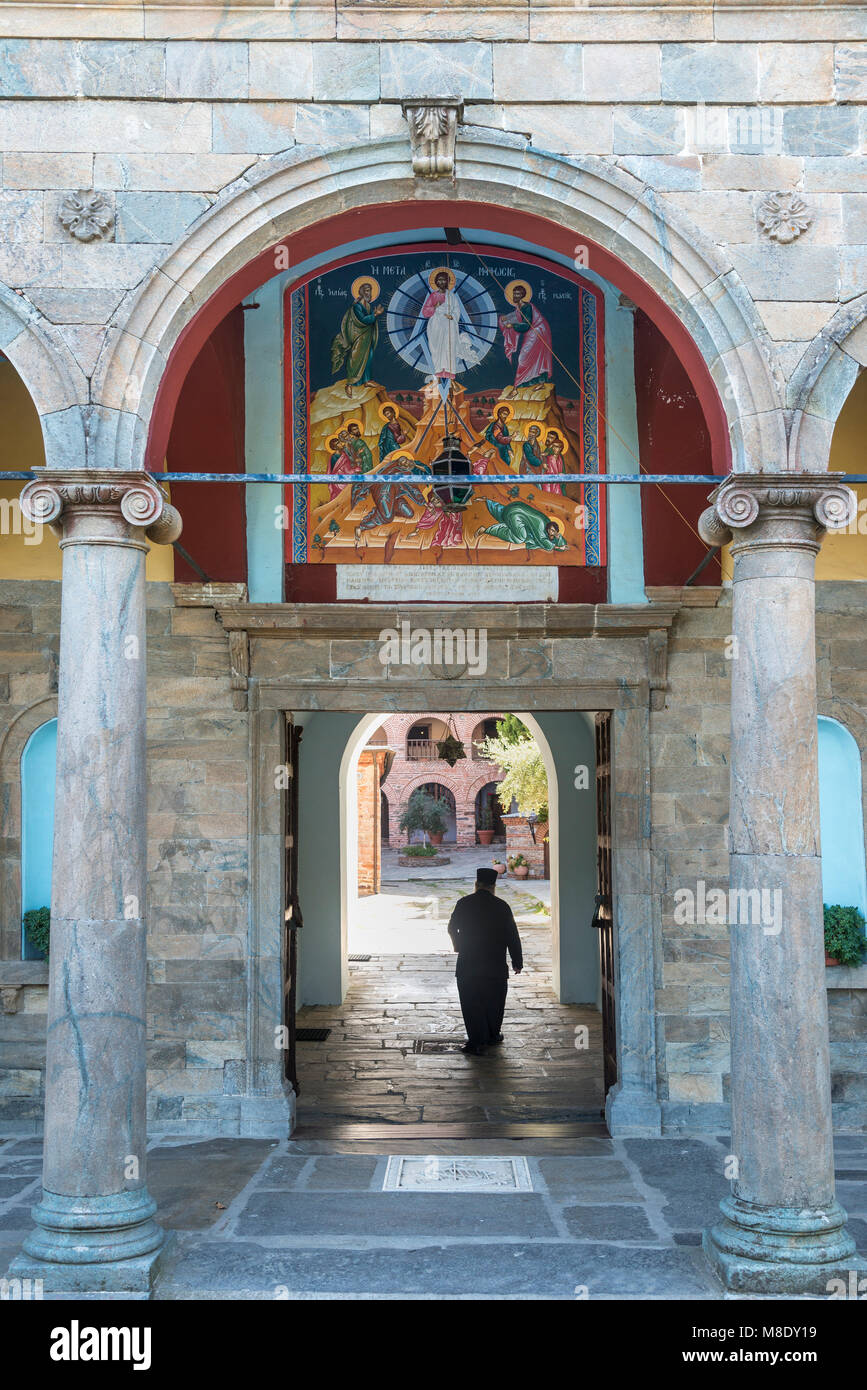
431, 432, 473, 512
436, 713, 466, 766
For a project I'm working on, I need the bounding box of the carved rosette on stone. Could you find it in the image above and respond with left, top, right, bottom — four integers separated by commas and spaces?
402, 99, 463, 178
756, 192, 812, 244
20, 472, 182, 550
57, 190, 114, 242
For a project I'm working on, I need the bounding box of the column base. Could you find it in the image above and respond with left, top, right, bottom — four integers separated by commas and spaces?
605, 1082, 662, 1137
8, 1237, 173, 1295
703, 1194, 867, 1295
14, 1187, 165, 1272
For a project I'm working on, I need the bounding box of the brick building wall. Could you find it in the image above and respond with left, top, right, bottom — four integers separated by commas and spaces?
356, 746, 389, 896
374, 712, 504, 847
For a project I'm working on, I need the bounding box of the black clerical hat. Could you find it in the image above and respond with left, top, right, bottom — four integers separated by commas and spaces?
476, 867, 498, 888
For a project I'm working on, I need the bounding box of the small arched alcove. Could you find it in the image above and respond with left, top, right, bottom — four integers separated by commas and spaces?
20, 717, 57, 959
818, 715, 867, 915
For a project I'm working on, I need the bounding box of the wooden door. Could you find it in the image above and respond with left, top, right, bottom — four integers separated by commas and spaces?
594, 712, 617, 1096
282, 721, 303, 1091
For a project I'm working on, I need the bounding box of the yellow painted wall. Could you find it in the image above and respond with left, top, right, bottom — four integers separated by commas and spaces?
719, 367, 867, 584
0, 357, 174, 581
818, 366, 867, 581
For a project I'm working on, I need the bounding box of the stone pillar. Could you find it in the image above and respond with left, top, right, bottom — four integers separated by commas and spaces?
699, 474, 865, 1294
12, 472, 181, 1293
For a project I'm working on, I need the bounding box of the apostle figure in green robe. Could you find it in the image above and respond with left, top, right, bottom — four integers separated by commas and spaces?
476, 498, 567, 553
331, 276, 384, 398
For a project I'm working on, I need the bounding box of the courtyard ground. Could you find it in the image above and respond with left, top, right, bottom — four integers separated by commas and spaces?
2, 1132, 865, 1299
2, 869, 864, 1300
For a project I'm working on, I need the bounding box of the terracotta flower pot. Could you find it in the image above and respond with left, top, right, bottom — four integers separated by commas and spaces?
825, 951, 840, 966
477, 829, 495, 845
429, 831, 444, 846
492, 862, 507, 876
512, 865, 529, 879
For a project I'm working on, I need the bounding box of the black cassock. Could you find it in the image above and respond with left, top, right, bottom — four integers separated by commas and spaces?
447, 889, 523, 1048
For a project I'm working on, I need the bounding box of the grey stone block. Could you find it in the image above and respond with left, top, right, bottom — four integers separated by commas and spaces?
235, 1191, 558, 1239
783, 106, 860, 156
562, 1202, 658, 1241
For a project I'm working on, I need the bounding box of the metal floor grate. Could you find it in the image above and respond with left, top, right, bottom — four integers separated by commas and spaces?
412, 1038, 463, 1054
348, 954, 372, 962
295, 1028, 331, 1042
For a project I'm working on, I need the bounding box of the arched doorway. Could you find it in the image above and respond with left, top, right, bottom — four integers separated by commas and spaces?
475, 781, 505, 843
414, 782, 457, 844
282, 706, 605, 1132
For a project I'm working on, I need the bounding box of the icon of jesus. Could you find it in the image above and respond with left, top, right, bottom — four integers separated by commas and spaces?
420, 267, 483, 380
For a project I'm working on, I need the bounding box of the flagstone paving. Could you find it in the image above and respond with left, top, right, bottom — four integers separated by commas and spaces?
3, 876, 864, 1299
4, 1133, 863, 1298
295, 875, 600, 1126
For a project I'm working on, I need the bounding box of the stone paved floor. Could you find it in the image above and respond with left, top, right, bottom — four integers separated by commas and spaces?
296, 876, 599, 1125
3, 1133, 865, 1298
380, 845, 529, 882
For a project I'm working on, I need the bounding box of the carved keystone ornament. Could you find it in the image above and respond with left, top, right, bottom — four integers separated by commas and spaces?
402, 100, 463, 178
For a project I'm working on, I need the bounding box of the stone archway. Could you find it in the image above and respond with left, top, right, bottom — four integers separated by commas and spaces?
89, 130, 786, 476
788, 292, 867, 472
0, 282, 87, 470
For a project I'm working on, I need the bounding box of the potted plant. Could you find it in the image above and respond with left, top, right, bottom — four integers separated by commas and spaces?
508, 854, 529, 880
22, 906, 50, 959
477, 806, 495, 846
824, 904, 867, 967
399, 789, 448, 848
491, 856, 507, 876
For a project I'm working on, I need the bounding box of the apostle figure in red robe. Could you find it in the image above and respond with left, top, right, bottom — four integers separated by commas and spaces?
498, 280, 553, 389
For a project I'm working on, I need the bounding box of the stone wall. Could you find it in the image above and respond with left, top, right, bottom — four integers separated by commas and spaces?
651, 582, 867, 1133
0, 2, 866, 407
1, 578, 865, 1133
0, 579, 252, 1134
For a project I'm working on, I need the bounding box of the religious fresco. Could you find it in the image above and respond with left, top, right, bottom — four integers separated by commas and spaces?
285, 247, 606, 566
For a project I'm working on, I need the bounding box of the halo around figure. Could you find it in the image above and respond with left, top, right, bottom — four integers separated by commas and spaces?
546, 515, 566, 535
428, 266, 457, 291
492, 401, 515, 419
544, 426, 568, 453
326, 434, 341, 450
344, 417, 366, 433
378, 400, 400, 422
505, 279, 533, 305
350, 275, 380, 302
526, 420, 546, 438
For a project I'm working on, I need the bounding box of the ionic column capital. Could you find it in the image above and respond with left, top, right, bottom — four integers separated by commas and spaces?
20, 470, 182, 552
698, 473, 856, 555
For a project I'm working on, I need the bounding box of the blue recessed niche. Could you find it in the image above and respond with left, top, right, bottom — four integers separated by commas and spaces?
818, 715, 867, 915
20, 717, 56, 959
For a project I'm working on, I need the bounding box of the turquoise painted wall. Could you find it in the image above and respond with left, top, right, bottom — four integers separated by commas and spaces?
818, 716, 867, 914
20, 717, 56, 958
244, 273, 289, 603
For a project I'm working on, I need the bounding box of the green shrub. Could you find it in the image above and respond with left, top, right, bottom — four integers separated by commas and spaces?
402, 844, 438, 858
399, 789, 447, 844
824, 904, 867, 968
23, 906, 50, 958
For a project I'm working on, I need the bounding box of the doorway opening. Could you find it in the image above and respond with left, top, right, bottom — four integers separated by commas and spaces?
289, 709, 610, 1136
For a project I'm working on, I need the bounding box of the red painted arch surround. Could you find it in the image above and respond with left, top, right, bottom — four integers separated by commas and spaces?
146, 199, 732, 476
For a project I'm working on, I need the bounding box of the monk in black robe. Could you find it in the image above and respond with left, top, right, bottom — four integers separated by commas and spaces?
447, 867, 523, 1055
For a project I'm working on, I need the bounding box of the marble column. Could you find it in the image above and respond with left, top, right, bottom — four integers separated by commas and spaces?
12, 472, 181, 1293
699, 473, 866, 1294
